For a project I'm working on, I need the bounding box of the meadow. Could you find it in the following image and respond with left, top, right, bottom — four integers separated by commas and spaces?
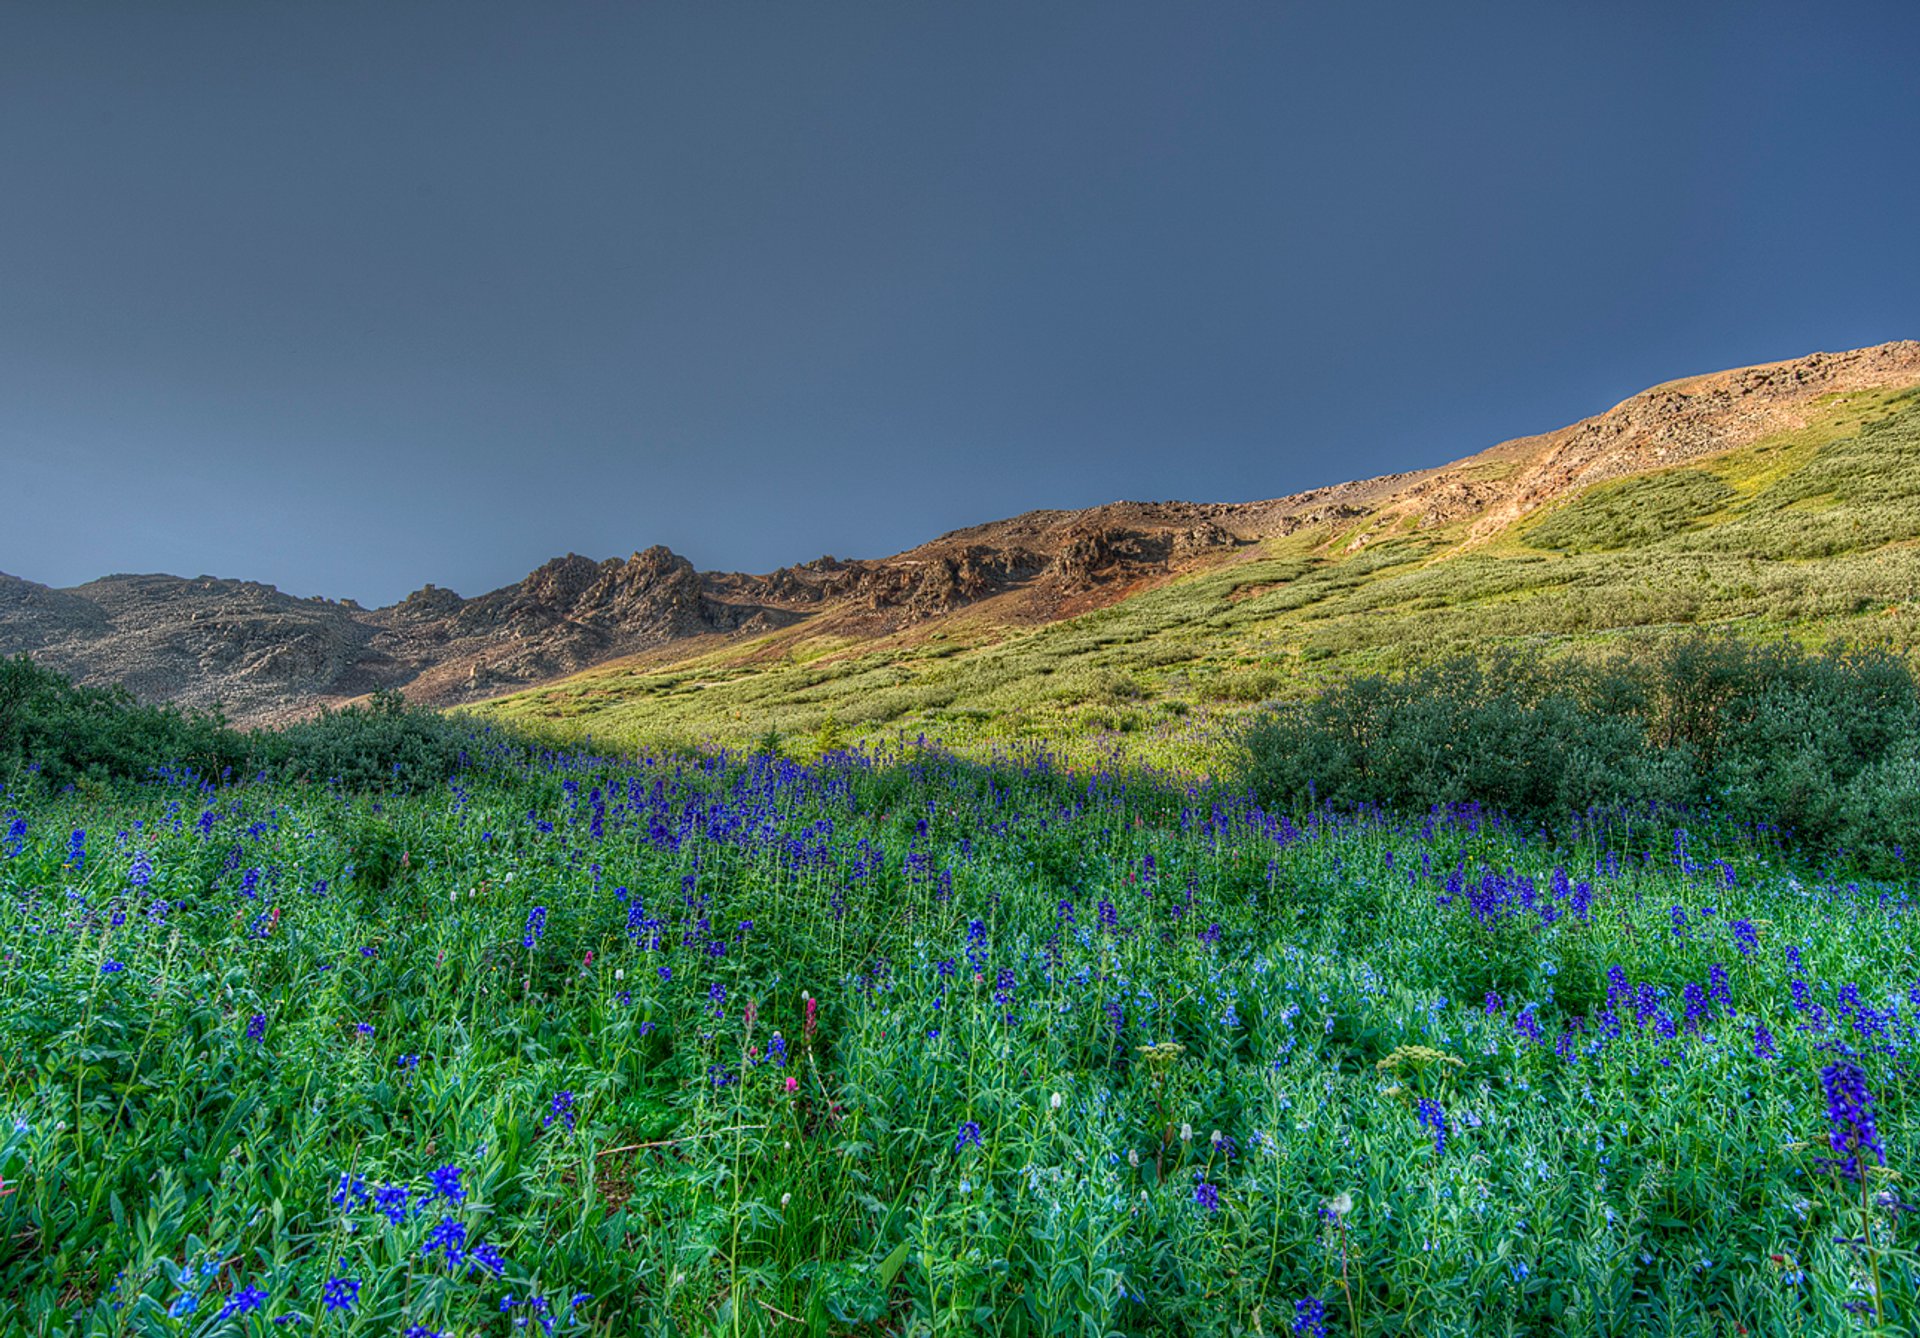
2, 726, 1915, 1335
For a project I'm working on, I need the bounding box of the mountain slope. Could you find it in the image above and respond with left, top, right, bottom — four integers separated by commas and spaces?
5, 341, 1917, 741
472, 344, 1920, 753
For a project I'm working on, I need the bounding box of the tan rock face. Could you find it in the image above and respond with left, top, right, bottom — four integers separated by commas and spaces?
6, 342, 1917, 724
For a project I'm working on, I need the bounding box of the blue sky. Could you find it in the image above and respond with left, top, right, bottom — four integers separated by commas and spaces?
4, 2, 1916, 604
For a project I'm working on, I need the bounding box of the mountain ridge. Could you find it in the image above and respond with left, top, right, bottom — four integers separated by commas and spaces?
6, 340, 1918, 731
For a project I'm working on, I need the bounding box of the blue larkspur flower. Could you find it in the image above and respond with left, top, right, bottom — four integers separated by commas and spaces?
422, 1216, 468, 1269
428, 1163, 466, 1204
321, 1277, 360, 1312
1818, 1059, 1885, 1182
219, 1284, 268, 1318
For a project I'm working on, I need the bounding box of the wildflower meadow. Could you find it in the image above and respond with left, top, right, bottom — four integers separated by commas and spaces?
1, 738, 1915, 1335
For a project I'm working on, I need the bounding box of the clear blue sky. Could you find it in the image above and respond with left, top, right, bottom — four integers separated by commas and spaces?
4, 2, 1916, 605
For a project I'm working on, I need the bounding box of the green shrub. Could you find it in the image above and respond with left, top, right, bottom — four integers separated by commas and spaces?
264, 689, 527, 791
0, 654, 247, 789
1, 659, 532, 796
1238, 633, 1920, 856
1524, 470, 1734, 553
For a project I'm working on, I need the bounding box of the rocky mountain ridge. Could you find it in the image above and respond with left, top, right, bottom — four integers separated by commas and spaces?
6, 341, 1917, 725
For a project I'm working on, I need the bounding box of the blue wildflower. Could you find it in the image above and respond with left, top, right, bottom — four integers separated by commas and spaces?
421, 1216, 468, 1269
428, 1163, 466, 1204
1818, 1060, 1885, 1182
219, 1284, 268, 1319
321, 1277, 360, 1312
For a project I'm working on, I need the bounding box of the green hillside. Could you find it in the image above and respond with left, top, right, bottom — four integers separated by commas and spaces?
470, 386, 1920, 762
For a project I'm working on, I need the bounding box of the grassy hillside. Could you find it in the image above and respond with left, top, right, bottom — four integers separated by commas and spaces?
470, 386, 1920, 762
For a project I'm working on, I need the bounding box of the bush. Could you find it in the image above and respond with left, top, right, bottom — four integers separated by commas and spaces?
0, 654, 247, 789
1, 659, 532, 797
1238, 633, 1920, 859
264, 689, 529, 792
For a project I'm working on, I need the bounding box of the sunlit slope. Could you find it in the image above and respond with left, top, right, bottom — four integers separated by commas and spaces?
470, 386, 1920, 753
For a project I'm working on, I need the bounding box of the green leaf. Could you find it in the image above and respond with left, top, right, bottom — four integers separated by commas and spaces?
876, 1239, 911, 1289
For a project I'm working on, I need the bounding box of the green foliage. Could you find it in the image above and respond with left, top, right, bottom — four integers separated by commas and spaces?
263, 688, 527, 792
1, 746, 1912, 1335
0, 653, 246, 789
1524, 469, 1734, 552
1, 661, 533, 798
1240, 634, 1920, 866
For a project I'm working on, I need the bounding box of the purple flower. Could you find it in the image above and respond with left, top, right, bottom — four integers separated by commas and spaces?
1292, 1296, 1327, 1337
964, 919, 989, 973
428, 1163, 466, 1204
1513, 1006, 1542, 1045
321, 1277, 360, 1313
373, 1182, 410, 1225
954, 1120, 982, 1153
1193, 1176, 1220, 1213
544, 1090, 576, 1132
218, 1284, 268, 1318
467, 1241, 508, 1279
421, 1216, 468, 1269
1484, 991, 1503, 1015
245, 1013, 266, 1043
1707, 963, 1733, 1010
331, 1174, 368, 1210
1752, 1023, 1777, 1060
1818, 1060, 1885, 1182
1416, 1097, 1447, 1155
